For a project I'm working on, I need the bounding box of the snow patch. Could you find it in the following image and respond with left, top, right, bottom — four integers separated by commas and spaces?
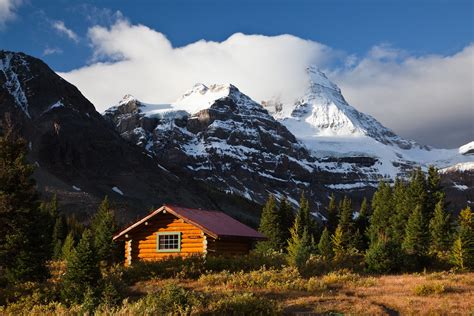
72, 185, 81, 191
112, 186, 124, 195
0, 53, 31, 118
459, 141, 474, 155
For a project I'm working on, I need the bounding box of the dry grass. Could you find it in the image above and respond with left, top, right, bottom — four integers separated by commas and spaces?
132, 271, 474, 315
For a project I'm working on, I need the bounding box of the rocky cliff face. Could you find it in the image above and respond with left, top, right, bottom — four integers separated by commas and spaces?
0, 51, 262, 223
104, 84, 325, 206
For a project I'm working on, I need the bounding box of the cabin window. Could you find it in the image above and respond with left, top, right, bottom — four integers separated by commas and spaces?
157, 232, 181, 252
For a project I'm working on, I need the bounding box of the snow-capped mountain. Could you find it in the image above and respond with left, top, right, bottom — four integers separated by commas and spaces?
0, 50, 262, 222
104, 84, 321, 206
263, 67, 472, 180
104, 66, 472, 210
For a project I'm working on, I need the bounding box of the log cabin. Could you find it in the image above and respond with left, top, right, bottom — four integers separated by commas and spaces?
113, 204, 266, 266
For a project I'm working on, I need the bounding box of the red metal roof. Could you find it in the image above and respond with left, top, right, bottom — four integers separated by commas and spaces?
113, 204, 266, 240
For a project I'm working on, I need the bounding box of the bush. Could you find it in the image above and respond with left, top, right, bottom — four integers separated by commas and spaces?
413, 282, 447, 296
365, 240, 401, 273
121, 252, 286, 284
207, 292, 280, 315
114, 283, 203, 315
199, 266, 328, 293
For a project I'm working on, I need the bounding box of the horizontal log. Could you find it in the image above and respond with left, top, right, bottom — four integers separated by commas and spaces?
137, 243, 204, 250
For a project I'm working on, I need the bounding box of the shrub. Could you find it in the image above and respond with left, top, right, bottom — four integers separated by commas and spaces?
207, 292, 280, 315
365, 240, 401, 273
413, 282, 447, 296
115, 283, 203, 315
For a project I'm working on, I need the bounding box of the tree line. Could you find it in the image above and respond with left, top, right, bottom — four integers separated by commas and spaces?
0, 119, 119, 307
257, 167, 473, 272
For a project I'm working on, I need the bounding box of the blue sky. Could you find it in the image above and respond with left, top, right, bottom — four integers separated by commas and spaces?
0, 0, 473, 147
2, 0, 472, 71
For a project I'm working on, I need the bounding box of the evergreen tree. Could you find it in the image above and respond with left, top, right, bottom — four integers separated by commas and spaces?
0, 117, 50, 283
402, 205, 429, 259
429, 200, 452, 256
355, 197, 370, 250
365, 239, 401, 273
295, 192, 310, 236
61, 232, 75, 261
318, 227, 333, 258
91, 196, 118, 265
52, 215, 68, 259
453, 206, 474, 269
257, 195, 283, 252
331, 226, 344, 257
279, 197, 295, 247
368, 181, 393, 243
336, 196, 355, 250
406, 168, 429, 221
287, 218, 311, 271
426, 165, 444, 213
61, 229, 101, 304
326, 193, 339, 233
389, 178, 410, 245
451, 237, 467, 270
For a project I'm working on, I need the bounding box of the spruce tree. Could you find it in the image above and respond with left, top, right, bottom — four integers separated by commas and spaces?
336, 196, 354, 250
326, 193, 339, 233
52, 215, 68, 259
287, 218, 311, 270
406, 168, 429, 222
91, 196, 118, 265
61, 229, 101, 304
390, 178, 410, 245
0, 117, 50, 283
402, 205, 429, 259
318, 227, 333, 258
451, 237, 467, 270
257, 195, 284, 252
426, 165, 444, 213
453, 206, 474, 269
61, 232, 75, 261
331, 226, 344, 257
368, 181, 393, 243
279, 197, 295, 247
429, 200, 452, 256
355, 197, 370, 250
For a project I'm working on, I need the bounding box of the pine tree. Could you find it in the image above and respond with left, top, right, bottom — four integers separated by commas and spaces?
257, 195, 283, 252
453, 206, 474, 269
287, 218, 311, 270
295, 192, 310, 236
326, 193, 339, 233
331, 226, 344, 257
279, 197, 295, 249
368, 181, 393, 243
355, 197, 370, 250
402, 205, 429, 259
406, 168, 429, 221
389, 178, 410, 245
61, 232, 75, 261
451, 237, 466, 270
0, 116, 50, 283
429, 200, 452, 256
426, 165, 444, 213
52, 215, 68, 259
61, 229, 101, 304
318, 227, 333, 259
91, 196, 118, 265
336, 196, 355, 250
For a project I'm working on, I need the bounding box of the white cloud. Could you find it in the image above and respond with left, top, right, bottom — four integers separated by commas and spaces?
43, 47, 63, 56
0, 0, 22, 28
60, 20, 473, 148
52, 20, 79, 43
61, 19, 334, 109
330, 44, 474, 148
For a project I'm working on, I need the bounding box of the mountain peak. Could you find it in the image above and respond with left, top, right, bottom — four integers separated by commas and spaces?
306, 66, 340, 92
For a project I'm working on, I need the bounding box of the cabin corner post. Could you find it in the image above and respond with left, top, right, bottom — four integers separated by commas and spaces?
202, 233, 208, 257
126, 239, 132, 266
